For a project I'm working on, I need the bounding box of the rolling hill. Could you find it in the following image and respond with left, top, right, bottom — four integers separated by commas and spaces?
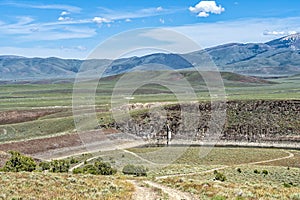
1, 33, 300, 80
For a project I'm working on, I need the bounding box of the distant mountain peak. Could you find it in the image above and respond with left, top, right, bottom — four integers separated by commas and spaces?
280, 33, 300, 42
266, 33, 300, 50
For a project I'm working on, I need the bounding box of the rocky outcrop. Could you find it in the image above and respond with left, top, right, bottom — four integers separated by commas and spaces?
113, 100, 300, 144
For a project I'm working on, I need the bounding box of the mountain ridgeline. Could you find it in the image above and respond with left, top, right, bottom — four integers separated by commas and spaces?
1, 33, 300, 80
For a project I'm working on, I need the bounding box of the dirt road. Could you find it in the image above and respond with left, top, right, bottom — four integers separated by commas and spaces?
156, 149, 294, 179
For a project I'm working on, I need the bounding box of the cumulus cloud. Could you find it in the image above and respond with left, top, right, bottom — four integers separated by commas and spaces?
198, 12, 209, 17
58, 11, 72, 21
189, 1, 225, 17
58, 16, 72, 21
92, 17, 111, 24
60, 11, 70, 16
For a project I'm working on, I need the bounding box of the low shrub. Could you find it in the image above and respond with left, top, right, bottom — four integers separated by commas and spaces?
49, 160, 70, 173
284, 182, 294, 188
39, 161, 50, 171
262, 170, 268, 175
122, 164, 148, 176
214, 171, 226, 182
211, 195, 226, 200
290, 193, 300, 200
94, 161, 117, 175
73, 161, 117, 175
70, 157, 78, 164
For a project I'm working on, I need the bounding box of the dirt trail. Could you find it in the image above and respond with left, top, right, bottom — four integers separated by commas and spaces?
122, 149, 158, 165
1, 128, 7, 135
127, 180, 159, 200
245, 150, 294, 165
68, 140, 147, 172
144, 180, 196, 200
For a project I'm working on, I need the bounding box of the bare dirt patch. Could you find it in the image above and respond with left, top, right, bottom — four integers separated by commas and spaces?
0, 109, 65, 125
0, 151, 10, 167
0, 128, 120, 159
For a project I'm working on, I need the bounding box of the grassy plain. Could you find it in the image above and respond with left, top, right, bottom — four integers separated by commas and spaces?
0, 72, 299, 143
0, 72, 299, 199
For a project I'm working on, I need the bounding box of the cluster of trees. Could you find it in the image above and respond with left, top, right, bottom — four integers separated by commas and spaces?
1, 151, 70, 173
1, 151, 148, 177
39, 160, 70, 173
1, 151, 36, 172
73, 161, 117, 175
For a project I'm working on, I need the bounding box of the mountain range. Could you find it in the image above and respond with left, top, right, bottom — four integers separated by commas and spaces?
1, 33, 300, 80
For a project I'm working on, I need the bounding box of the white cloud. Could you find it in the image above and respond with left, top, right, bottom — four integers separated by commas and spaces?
263, 30, 298, 36
288, 31, 298, 35
58, 10, 72, 21
263, 31, 285, 36
125, 18, 131, 22
58, 16, 72, 21
61, 11, 70, 16
198, 12, 209, 17
156, 6, 163, 11
16, 16, 35, 25
92, 17, 112, 24
0, 16, 96, 41
3, 2, 81, 13
61, 45, 87, 51
97, 6, 173, 21
20, 30, 96, 41
189, 1, 225, 17
171, 17, 300, 49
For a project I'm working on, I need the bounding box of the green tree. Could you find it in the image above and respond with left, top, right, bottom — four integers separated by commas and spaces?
94, 161, 117, 175
1, 151, 36, 172
49, 160, 70, 173
39, 161, 50, 171
73, 161, 117, 175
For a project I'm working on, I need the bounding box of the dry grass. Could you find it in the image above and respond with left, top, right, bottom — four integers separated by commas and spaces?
260, 150, 300, 168
174, 147, 288, 166
0, 172, 134, 200
157, 165, 300, 199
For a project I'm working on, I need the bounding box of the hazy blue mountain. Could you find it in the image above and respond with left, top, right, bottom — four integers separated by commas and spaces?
1, 33, 300, 80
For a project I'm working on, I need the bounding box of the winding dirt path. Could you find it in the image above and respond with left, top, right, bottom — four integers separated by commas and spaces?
1, 128, 7, 135
156, 150, 294, 179
122, 149, 158, 165
127, 180, 159, 200
68, 146, 294, 199
144, 180, 196, 200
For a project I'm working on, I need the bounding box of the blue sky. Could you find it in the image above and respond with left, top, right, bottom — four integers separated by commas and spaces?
1, 0, 300, 58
